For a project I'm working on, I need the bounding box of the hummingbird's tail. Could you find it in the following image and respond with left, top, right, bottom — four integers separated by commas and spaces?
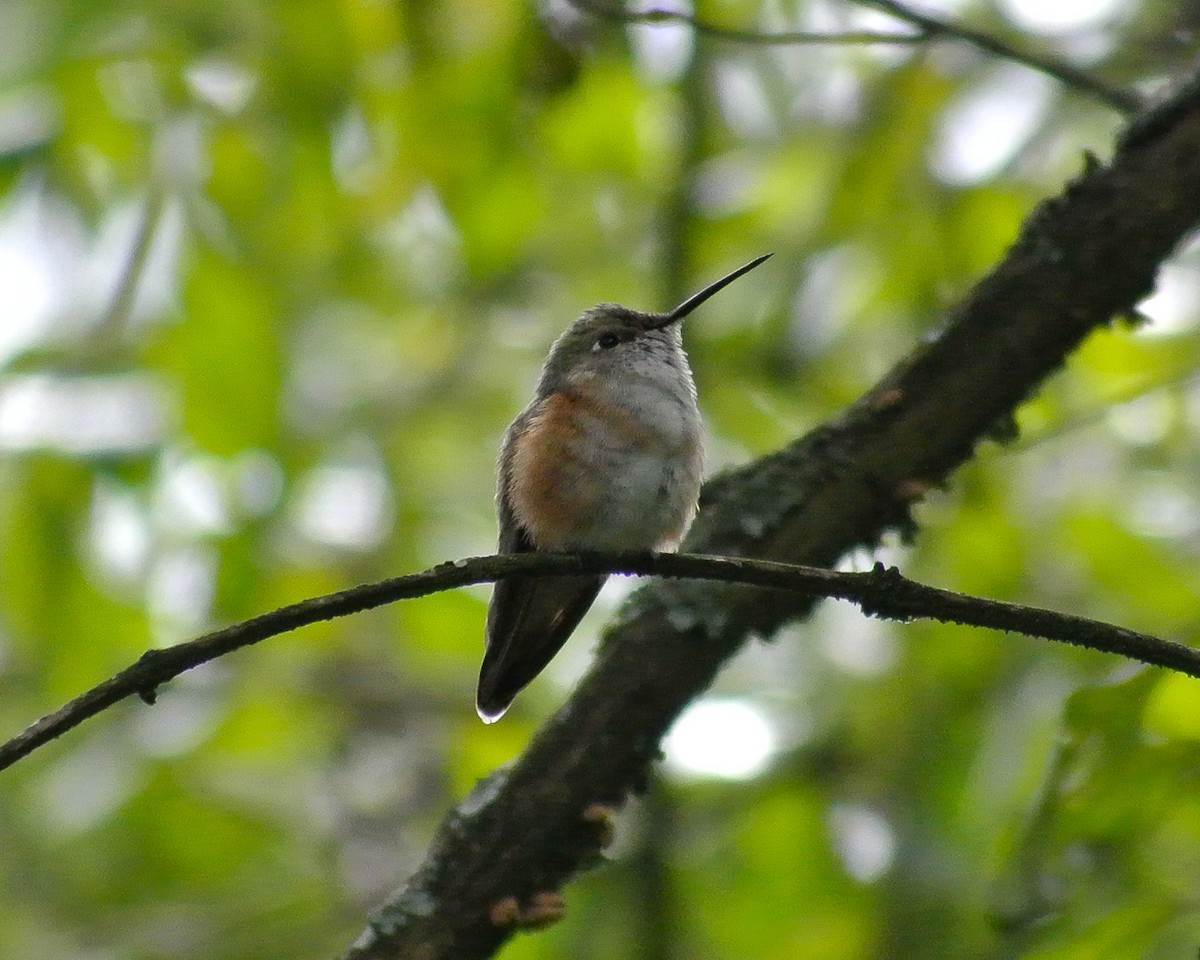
476, 573, 605, 722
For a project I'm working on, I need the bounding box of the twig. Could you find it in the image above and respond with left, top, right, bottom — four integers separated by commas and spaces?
857, 0, 1141, 113
93, 182, 168, 341
2, 551, 1194, 773
568, 0, 929, 46
567, 0, 1140, 113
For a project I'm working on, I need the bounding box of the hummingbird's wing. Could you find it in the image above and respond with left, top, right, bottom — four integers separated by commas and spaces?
476, 493, 604, 723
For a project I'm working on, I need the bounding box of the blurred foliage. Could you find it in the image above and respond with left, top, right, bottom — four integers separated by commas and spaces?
1, 0, 1200, 958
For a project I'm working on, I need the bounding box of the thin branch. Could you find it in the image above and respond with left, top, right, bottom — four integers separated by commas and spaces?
2, 551, 1195, 773
568, 0, 1140, 113
857, 0, 1141, 112
569, 0, 929, 46
93, 182, 168, 341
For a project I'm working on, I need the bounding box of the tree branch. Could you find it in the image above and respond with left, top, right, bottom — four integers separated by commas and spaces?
93, 182, 168, 341
568, 0, 929, 46
5, 552, 1190, 773
857, 0, 1141, 113
342, 65, 1200, 960
567, 0, 1139, 113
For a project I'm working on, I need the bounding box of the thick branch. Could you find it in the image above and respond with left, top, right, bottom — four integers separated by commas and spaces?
345, 67, 1200, 960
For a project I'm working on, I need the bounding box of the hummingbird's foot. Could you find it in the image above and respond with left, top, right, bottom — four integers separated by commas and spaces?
488, 892, 567, 930
581, 802, 617, 848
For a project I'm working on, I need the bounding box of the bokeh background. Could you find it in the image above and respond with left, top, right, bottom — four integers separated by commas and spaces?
3, 0, 1200, 957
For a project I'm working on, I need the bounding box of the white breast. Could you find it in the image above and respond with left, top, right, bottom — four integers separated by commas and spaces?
566, 376, 703, 551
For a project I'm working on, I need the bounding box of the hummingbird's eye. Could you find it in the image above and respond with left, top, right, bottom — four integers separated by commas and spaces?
595, 332, 621, 351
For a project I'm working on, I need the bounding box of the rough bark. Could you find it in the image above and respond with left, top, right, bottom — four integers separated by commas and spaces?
345, 70, 1200, 960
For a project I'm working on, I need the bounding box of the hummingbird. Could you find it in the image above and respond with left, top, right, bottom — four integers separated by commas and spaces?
476, 254, 772, 722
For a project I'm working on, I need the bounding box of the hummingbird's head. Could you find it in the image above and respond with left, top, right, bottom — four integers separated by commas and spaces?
536, 254, 772, 394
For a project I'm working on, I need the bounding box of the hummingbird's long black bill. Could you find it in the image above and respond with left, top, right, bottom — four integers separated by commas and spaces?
653, 252, 773, 328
